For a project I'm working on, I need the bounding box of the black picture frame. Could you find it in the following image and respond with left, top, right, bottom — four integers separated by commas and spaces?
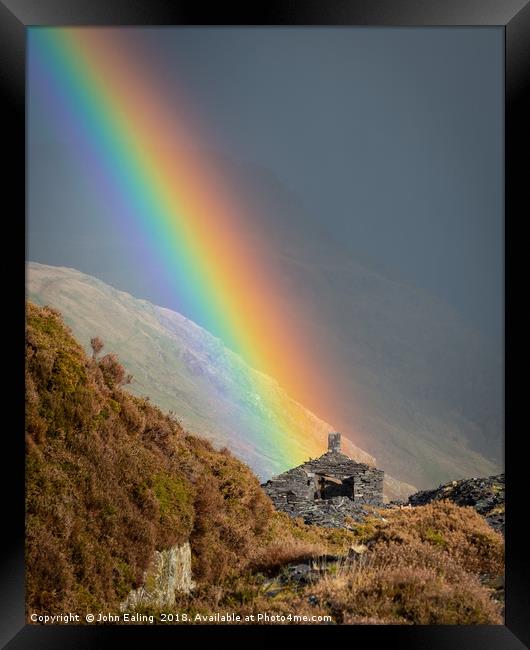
2, 1, 527, 647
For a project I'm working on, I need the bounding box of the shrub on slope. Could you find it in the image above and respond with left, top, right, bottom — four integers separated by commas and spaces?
302, 502, 504, 624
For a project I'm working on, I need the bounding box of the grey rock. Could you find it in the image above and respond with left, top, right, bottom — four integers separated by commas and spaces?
120, 542, 195, 611
280, 564, 316, 585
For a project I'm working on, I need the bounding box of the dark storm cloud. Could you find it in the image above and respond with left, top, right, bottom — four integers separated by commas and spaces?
28, 27, 503, 350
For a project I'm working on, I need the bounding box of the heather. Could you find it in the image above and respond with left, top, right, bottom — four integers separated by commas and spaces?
25, 303, 503, 624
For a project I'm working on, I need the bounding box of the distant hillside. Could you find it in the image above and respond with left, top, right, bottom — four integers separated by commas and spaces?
28, 152, 503, 489
220, 158, 503, 489
27, 263, 415, 501
28, 231, 502, 490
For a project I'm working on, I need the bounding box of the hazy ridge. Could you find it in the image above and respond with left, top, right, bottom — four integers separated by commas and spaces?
27, 262, 416, 500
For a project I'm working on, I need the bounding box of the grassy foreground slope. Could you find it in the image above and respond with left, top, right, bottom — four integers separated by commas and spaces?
25, 303, 503, 624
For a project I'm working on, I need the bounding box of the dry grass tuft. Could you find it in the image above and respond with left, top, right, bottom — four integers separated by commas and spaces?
310, 559, 502, 624
357, 501, 504, 576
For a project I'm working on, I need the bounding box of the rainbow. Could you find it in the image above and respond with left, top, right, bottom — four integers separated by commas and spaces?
28, 28, 346, 472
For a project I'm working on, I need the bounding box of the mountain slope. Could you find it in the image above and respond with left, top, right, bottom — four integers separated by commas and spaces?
219, 158, 503, 489
27, 263, 417, 500
27, 150, 503, 489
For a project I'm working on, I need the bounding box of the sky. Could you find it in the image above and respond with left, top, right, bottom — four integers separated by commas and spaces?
28, 27, 503, 352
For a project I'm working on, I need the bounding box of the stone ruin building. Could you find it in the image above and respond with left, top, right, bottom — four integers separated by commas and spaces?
262, 433, 384, 528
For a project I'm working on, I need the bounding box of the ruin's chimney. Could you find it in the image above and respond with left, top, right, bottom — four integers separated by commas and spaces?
328, 432, 341, 453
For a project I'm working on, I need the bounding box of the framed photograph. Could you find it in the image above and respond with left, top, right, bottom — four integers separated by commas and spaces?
2, 1, 527, 647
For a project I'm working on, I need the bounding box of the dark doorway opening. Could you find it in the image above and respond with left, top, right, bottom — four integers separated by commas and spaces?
315, 474, 354, 499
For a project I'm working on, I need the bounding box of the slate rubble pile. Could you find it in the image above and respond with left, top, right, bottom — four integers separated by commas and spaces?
408, 473, 505, 534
